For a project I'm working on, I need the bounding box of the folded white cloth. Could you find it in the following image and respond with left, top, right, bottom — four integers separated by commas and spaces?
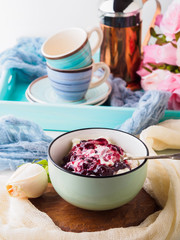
0, 119, 180, 240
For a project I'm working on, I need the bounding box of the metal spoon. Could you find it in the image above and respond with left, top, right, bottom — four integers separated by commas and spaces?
124, 153, 180, 161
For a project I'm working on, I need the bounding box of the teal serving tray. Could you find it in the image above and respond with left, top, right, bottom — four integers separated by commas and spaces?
0, 68, 180, 132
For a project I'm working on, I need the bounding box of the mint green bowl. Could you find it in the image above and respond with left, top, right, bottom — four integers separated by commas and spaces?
48, 128, 148, 211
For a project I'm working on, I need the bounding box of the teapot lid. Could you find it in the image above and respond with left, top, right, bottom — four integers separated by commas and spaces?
99, 0, 141, 14
99, 0, 142, 28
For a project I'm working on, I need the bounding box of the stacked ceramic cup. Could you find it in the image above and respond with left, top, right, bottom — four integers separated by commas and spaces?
41, 27, 110, 102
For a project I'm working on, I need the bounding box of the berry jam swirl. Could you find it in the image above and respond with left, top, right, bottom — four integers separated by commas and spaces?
62, 138, 136, 177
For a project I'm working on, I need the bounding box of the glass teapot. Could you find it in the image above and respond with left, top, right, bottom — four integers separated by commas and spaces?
99, 0, 161, 90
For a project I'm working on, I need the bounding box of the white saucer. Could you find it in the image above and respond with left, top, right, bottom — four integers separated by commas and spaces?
25, 90, 35, 103
26, 76, 112, 105
95, 96, 108, 106
26, 89, 108, 106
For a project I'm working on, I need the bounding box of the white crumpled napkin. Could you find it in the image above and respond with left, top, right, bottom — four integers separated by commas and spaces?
0, 119, 180, 240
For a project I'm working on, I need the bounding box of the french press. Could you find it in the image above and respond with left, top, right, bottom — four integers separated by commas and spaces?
99, 0, 161, 90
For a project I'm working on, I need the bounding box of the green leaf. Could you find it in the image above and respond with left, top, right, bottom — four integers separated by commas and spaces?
148, 63, 158, 69
155, 37, 167, 45
146, 63, 180, 73
158, 64, 166, 70
175, 67, 180, 73
175, 31, 180, 42
166, 65, 174, 71
175, 69, 180, 73
142, 66, 152, 73
171, 42, 177, 48
34, 159, 48, 167
150, 27, 159, 38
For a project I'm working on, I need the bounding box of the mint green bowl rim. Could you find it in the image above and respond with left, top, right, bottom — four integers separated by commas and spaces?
48, 127, 149, 179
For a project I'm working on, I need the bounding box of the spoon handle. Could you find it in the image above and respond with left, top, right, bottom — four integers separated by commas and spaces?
127, 153, 180, 161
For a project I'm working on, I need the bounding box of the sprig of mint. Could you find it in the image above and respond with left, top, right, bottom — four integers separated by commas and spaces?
32, 159, 51, 183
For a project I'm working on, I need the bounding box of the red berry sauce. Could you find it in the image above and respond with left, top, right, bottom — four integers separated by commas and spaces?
62, 138, 131, 176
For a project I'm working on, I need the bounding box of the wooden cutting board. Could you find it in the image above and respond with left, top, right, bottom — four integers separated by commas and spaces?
30, 184, 161, 232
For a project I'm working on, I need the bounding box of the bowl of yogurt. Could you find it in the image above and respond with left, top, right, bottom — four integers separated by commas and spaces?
48, 128, 148, 210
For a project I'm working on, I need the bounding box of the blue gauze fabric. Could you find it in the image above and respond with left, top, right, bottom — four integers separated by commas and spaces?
118, 90, 171, 135
0, 37, 47, 83
108, 76, 144, 107
0, 115, 53, 171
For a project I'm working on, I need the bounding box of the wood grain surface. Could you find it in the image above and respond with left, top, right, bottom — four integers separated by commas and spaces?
30, 184, 161, 233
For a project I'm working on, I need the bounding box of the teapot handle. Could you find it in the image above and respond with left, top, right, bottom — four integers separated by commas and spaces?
142, 0, 161, 51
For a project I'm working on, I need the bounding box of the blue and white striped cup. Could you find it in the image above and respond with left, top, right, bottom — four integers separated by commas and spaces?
41, 27, 103, 70
47, 61, 110, 101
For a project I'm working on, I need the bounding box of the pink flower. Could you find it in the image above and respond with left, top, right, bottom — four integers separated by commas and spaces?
156, 72, 180, 110
177, 39, 180, 67
136, 62, 153, 78
155, 14, 163, 27
140, 69, 167, 91
140, 70, 180, 110
168, 89, 180, 110
143, 43, 177, 66
160, 0, 180, 40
